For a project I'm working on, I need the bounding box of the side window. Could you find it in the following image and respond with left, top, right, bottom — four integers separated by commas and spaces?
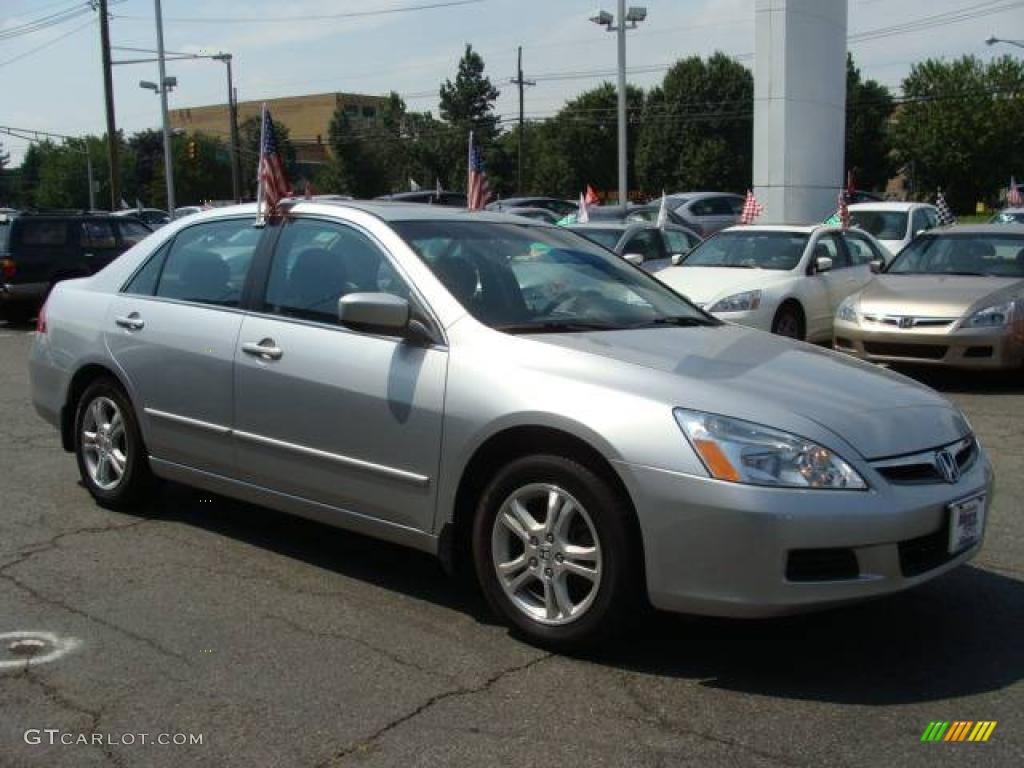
924, 209, 940, 229
117, 220, 151, 246
19, 220, 68, 246
707, 197, 737, 216
663, 229, 697, 255
911, 209, 930, 236
690, 199, 712, 216
123, 243, 170, 296
728, 197, 745, 216
263, 219, 410, 325
154, 219, 260, 307
812, 233, 849, 269
80, 221, 117, 249
624, 230, 664, 262
844, 234, 880, 266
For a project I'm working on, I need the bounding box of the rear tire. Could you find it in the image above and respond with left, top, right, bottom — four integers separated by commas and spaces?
472, 454, 639, 650
771, 303, 805, 340
74, 377, 153, 510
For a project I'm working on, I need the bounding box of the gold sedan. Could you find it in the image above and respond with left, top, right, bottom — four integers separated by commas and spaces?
834, 225, 1024, 370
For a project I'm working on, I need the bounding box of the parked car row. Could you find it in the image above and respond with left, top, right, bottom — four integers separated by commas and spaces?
29, 200, 995, 649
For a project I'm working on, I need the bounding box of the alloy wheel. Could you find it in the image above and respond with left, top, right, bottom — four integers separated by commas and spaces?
490, 483, 602, 625
80, 396, 127, 491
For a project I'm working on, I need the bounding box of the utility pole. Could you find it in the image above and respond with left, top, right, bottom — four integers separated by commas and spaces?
97, 0, 121, 209
214, 54, 242, 203
509, 46, 535, 196
154, 0, 176, 217
615, 0, 627, 207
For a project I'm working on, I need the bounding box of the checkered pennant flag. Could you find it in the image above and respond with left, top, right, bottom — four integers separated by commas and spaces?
935, 190, 956, 226
739, 189, 764, 225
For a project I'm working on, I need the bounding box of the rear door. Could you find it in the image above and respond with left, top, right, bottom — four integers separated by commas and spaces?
10, 218, 71, 287
105, 217, 265, 477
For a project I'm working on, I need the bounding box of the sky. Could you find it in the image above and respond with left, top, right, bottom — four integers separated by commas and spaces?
1, 0, 1021, 165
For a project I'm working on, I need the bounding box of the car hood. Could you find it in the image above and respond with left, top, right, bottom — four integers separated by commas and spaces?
527, 324, 967, 460
857, 274, 1024, 318
659, 267, 794, 305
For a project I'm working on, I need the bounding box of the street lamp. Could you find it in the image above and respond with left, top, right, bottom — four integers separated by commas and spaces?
139, 71, 178, 216
986, 36, 1024, 50
212, 53, 243, 203
590, 3, 647, 207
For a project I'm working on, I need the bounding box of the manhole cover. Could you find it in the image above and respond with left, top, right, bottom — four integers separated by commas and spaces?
0, 631, 80, 670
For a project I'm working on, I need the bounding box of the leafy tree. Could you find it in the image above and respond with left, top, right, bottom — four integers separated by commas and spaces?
846, 54, 894, 193
439, 44, 500, 190
892, 55, 1024, 212
635, 53, 753, 196
530, 83, 645, 200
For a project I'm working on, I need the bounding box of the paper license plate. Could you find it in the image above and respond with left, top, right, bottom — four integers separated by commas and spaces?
948, 494, 986, 554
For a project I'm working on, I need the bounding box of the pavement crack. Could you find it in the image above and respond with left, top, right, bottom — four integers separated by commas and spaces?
0, 519, 150, 573
619, 674, 817, 768
22, 666, 125, 768
263, 612, 455, 683
316, 652, 552, 767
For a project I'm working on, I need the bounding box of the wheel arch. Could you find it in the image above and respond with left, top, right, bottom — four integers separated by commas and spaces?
440, 424, 645, 586
772, 297, 806, 335
61, 363, 135, 452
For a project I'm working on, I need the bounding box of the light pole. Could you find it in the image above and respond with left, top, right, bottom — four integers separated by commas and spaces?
213, 53, 242, 203
140, 75, 177, 216
986, 36, 1024, 50
590, 3, 646, 207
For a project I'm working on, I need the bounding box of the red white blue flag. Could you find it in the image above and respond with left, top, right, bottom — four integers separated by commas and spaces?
257, 105, 292, 218
467, 131, 492, 211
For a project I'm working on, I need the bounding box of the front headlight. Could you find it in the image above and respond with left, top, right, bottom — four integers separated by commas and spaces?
961, 301, 1014, 328
674, 409, 867, 490
709, 290, 761, 313
836, 295, 859, 323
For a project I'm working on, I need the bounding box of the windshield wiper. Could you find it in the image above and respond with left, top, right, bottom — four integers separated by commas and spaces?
496, 320, 626, 334
629, 315, 717, 329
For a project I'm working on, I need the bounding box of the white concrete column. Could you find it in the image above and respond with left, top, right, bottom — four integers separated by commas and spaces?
753, 0, 847, 224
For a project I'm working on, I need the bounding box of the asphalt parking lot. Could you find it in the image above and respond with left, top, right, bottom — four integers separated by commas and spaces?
0, 322, 1021, 768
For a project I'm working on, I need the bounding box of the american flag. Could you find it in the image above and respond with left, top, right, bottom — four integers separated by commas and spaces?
467, 131, 492, 211
837, 188, 850, 229
1009, 176, 1023, 207
257, 105, 292, 216
739, 189, 763, 225
935, 190, 956, 226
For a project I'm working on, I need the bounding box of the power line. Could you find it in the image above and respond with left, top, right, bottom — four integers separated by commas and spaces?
110, 0, 486, 24
0, 17, 96, 69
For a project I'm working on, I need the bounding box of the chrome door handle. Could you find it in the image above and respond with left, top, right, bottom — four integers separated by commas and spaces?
241, 339, 283, 361
114, 313, 144, 330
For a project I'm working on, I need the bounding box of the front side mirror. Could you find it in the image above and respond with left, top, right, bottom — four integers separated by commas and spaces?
338, 292, 410, 335
671, 253, 684, 266
915, 229, 927, 237
623, 253, 644, 266
869, 258, 884, 274
815, 255, 833, 273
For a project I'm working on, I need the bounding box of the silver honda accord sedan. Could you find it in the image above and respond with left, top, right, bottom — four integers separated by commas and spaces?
29, 201, 993, 648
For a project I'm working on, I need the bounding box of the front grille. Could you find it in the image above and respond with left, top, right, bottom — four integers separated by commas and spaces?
786, 548, 859, 582
964, 346, 993, 358
861, 314, 955, 329
899, 519, 953, 577
873, 437, 978, 485
863, 342, 947, 360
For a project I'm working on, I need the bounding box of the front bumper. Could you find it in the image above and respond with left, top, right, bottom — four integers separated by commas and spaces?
616, 447, 993, 617
833, 318, 1024, 370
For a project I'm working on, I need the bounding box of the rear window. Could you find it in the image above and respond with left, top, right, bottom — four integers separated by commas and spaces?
571, 228, 621, 250
18, 220, 69, 246
849, 210, 908, 241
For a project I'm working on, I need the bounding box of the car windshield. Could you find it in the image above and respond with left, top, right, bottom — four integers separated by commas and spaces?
849, 210, 908, 240
682, 231, 808, 270
886, 233, 1024, 277
393, 220, 714, 333
989, 211, 1024, 225
569, 227, 622, 250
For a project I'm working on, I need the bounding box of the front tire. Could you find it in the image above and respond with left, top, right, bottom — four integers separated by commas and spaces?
472, 454, 638, 649
74, 377, 153, 509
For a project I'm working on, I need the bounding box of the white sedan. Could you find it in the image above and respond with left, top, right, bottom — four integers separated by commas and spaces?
656, 224, 889, 341
849, 201, 940, 257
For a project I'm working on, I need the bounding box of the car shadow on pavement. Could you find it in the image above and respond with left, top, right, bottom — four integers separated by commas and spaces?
579, 564, 1024, 705
135, 482, 1022, 707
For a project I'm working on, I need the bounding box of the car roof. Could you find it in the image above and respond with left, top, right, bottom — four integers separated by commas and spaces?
667, 191, 741, 200
192, 200, 559, 226
848, 202, 928, 212
718, 224, 825, 234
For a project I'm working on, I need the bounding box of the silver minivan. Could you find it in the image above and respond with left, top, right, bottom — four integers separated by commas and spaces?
30, 201, 992, 648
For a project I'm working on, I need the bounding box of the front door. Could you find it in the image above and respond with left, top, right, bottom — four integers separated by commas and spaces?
105, 217, 264, 476
233, 217, 447, 533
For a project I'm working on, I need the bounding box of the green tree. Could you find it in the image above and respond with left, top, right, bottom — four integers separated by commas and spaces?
635, 53, 753, 196
846, 54, 894, 193
892, 54, 1024, 212
439, 44, 500, 190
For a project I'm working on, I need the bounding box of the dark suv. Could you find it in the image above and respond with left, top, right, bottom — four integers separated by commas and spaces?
0, 211, 151, 323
